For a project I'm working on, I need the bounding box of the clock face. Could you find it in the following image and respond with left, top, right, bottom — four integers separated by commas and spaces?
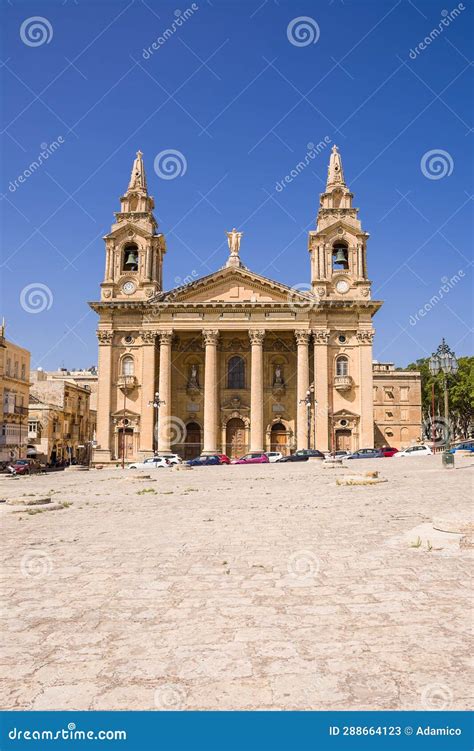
335, 280, 349, 294
122, 281, 136, 295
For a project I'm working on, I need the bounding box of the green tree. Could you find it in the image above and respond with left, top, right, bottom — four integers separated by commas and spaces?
405, 356, 474, 439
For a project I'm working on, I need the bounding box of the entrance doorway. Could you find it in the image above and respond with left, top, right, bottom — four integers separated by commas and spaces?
184, 422, 201, 460
335, 429, 351, 451
226, 417, 245, 458
118, 427, 134, 462
270, 422, 288, 454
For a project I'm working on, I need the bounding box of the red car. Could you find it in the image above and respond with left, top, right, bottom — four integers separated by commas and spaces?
379, 446, 399, 458
8, 458, 42, 475
216, 454, 231, 465
231, 452, 269, 465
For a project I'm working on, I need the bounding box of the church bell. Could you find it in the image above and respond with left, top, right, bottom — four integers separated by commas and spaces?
124, 250, 138, 268
334, 248, 347, 265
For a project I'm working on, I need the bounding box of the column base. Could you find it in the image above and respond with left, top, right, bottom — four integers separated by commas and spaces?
138, 449, 155, 460
201, 449, 217, 456
92, 448, 111, 464
156, 449, 173, 456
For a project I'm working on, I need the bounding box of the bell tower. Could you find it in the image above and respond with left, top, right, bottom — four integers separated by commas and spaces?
100, 151, 166, 301
308, 145, 371, 301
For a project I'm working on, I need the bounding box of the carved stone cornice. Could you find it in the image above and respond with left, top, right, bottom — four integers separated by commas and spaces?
97, 330, 113, 344
294, 330, 310, 346
157, 330, 174, 346
312, 329, 330, 345
249, 329, 266, 346
356, 329, 375, 344
140, 330, 157, 344
202, 329, 220, 346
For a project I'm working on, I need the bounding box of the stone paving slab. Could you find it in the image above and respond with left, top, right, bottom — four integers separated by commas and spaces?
0, 456, 472, 710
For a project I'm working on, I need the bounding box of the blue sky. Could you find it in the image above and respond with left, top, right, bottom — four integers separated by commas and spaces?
1, 0, 472, 370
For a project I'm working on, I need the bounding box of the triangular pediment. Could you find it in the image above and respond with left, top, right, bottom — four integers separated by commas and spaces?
333, 409, 360, 418
104, 222, 154, 241
313, 219, 363, 236
111, 408, 140, 419
156, 266, 311, 305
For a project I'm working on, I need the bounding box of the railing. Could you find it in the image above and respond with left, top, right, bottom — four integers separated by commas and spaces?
334, 375, 353, 391
117, 375, 138, 391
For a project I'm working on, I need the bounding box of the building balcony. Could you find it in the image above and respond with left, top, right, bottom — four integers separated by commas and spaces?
334, 375, 353, 392
117, 374, 138, 392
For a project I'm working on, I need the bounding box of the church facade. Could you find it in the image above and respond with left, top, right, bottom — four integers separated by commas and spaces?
90, 147, 421, 463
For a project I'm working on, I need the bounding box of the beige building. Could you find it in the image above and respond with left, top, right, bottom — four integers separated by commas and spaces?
28, 369, 94, 464
90, 148, 421, 463
0, 322, 30, 462
44, 368, 98, 442
373, 362, 422, 449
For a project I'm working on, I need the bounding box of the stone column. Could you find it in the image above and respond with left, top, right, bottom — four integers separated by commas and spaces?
295, 331, 310, 450
94, 330, 113, 463
157, 330, 173, 455
139, 331, 157, 457
249, 330, 265, 452
313, 329, 330, 451
202, 330, 219, 455
357, 329, 375, 448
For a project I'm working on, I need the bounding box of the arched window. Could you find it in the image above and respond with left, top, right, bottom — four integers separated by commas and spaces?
122, 356, 134, 376
227, 356, 245, 389
332, 241, 349, 270
336, 355, 349, 377
122, 243, 139, 272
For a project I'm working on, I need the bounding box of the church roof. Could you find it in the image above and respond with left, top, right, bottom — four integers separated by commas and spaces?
151, 264, 314, 305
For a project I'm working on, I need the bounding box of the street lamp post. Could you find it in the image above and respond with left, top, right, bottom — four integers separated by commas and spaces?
299, 383, 314, 450
148, 391, 165, 454
428, 338, 458, 465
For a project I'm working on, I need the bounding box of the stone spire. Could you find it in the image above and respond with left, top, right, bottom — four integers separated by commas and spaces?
118, 151, 155, 216
127, 150, 147, 193
326, 145, 346, 190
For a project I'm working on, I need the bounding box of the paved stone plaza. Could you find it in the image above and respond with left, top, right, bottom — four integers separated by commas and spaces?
1, 457, 472, 711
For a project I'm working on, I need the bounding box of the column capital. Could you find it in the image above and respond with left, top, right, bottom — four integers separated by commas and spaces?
294, 330, 310, 346
202, 329, 220, 346
157, 330, 174, 345
356, 329, 375, 344
140, 330, 157, 344
249, 329, 265, 345
312, 329, 330, 345
97, 330, 114, 344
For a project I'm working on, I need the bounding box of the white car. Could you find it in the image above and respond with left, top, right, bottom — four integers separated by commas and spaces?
127, 457, 170, 469
265, 451, 283, 463
394, 444, 433, 458
155, 453, 182, 465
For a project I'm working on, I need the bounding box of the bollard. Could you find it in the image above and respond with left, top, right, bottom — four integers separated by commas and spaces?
442, 450, 454, 468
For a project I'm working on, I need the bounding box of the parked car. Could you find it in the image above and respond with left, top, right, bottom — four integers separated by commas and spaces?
294, 449, 325, 459
216, 454, 231, 465
346, 448, 383, 460
379, 446, 399, 458
127, 457, 169, 469
394, 445, 433, 458
7, 458, 42, 475
449, 441, 474, 454
231, 452, 269, 465
154, 453, 181, 465
277, 453, 309, 463
265, 451, 283, 463
186, 455, 221, 466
